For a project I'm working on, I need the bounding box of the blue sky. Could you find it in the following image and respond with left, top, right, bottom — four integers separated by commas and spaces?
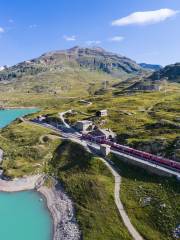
0, 0, 180, 66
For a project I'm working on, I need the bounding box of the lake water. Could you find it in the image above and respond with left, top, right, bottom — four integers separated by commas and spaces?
0, 108, 38, 128
0, 109, 53, 239
0, 191, 53, 240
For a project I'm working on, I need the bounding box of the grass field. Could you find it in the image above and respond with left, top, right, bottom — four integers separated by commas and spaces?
0, 83, 179, 161
61, 85, 180, 160
110, 153, 180, 240
0, 68, 118, 98
0, 122, 60, 177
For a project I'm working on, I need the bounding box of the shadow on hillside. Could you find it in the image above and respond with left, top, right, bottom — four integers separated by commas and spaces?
51, 140, 93, 172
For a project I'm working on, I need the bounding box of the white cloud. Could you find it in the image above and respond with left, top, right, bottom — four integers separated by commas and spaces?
112, 9, 179, 26
9, 19, 14, 23
85, 40, 101, 45
0, 27, 4, 33
63, 35, 76, 41
109, 36, 124, 42
29, 24, 38, 29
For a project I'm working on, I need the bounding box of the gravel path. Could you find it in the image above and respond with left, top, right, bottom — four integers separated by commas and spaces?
69, 137, 144, 240
99, 157, 144, 240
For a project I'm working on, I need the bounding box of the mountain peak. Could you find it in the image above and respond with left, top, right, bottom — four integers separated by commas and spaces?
67, 46, 106, 53
0, 46, 142, 83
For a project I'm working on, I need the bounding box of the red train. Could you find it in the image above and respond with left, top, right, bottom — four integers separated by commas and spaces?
81, 134, 180, 172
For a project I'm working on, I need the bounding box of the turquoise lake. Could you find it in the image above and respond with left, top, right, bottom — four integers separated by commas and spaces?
0, 108, 38, 128
0, 191, 53, 240
0, 109, 53, 239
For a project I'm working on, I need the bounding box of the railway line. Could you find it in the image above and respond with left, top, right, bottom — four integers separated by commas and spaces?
30, 119, 180, 178
82, 134, 180, 174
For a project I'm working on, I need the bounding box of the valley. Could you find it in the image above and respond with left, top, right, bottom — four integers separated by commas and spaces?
0, 46, 179, 240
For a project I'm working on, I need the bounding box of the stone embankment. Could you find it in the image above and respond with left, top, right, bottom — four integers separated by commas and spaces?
39, 184, 80, 240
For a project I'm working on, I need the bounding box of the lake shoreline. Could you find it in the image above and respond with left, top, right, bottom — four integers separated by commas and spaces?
0, 175, 80, 240
0, 106, 38, 110
0, 108, 39, 128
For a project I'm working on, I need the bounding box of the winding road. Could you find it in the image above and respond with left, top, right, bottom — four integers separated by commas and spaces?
99, 157, 143, 240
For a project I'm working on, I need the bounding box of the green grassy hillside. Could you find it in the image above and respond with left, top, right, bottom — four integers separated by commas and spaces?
0, 122, 60, 177
110, 153, 180, 240
0, 68, 117, 97
61, 85, 180, 161
49, 141, 132, 240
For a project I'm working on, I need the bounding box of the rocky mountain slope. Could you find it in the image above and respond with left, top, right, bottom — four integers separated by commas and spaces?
0, 47, 179, 96
149, 63, 180, 83
0, 46, 144, 96
120, 63, 180, 92
0, 46, 141, 83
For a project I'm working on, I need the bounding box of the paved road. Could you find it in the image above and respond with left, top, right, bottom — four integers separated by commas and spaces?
59, 110, 72, 129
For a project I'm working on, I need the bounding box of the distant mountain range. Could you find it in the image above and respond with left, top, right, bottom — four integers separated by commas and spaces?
139, 63, 162, 71
149, 63, 180, 83
125, 63, 180, 92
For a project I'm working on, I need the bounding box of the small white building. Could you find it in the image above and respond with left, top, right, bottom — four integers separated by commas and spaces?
100, 144, 111, 157
96, 109, 108, 117
91, 128, 116, 140
75, 120, 93, 132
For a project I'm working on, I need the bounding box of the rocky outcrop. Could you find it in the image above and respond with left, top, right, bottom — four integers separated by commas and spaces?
150, 63, 180, 83
130, 137, 180, 162
38, 183, 81, 240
